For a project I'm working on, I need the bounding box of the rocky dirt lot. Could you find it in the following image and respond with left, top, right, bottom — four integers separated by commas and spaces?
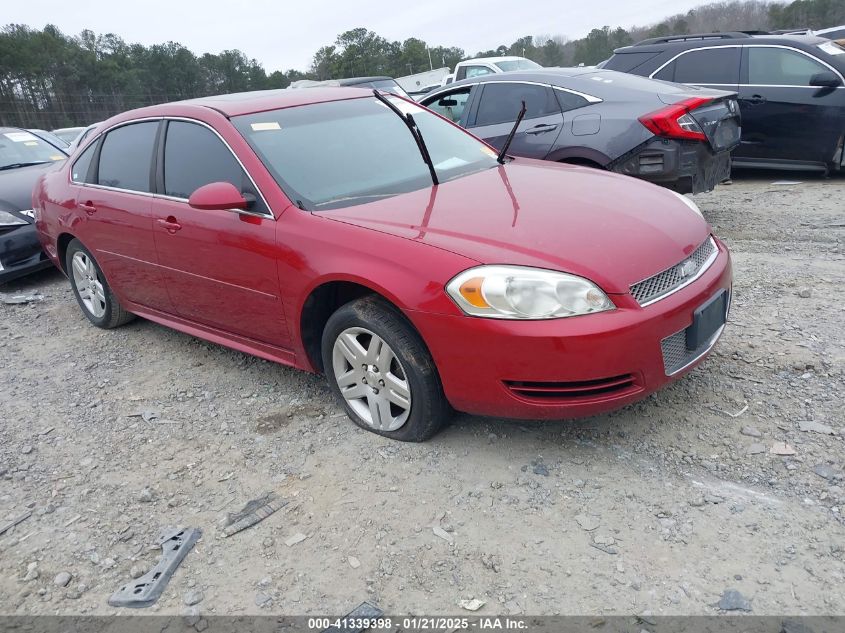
1, 173, 843, 618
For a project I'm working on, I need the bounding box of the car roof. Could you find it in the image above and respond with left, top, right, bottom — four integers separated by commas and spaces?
616, 32, 830, 53
140, 87, 373, 118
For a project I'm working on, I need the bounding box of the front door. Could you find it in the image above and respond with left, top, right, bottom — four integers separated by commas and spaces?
151, 120, 289, 347
738, 45, 844, 164
466, 82, 564, 159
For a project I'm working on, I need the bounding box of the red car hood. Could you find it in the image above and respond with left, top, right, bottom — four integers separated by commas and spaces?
319, 159, 712, 295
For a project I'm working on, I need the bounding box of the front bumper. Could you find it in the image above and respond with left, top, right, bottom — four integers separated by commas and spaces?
0, 223, 54, 284
409, 239, 733, 420
611, 138, 732, 194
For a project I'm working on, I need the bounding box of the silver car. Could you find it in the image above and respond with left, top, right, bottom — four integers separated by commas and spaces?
420, 68, 741, 193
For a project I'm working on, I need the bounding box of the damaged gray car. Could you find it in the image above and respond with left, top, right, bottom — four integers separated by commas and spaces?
420, 68, 741, 193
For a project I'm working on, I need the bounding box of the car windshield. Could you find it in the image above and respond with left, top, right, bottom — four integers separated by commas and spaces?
233, 96, 499, 210
494, 59, 542, 71
0, 131, 67, 169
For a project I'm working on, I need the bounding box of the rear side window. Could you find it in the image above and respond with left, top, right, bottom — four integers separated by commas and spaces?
554, 89, 591, 112
747, 47, 830, 85
71, 142, 96, 183
672, 48, 741, 84
473, 83, 560, 127
97, 122, 158, 192
163, 121, 246, 199
605, 51, 661, 72
425, 88, 471, 123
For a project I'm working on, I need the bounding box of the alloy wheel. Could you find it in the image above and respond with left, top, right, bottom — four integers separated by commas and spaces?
71, 251, 106, 318
332, 327, 412, 431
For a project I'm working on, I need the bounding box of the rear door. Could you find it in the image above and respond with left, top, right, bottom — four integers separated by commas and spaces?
466, 81, 564, 158
72, 120, 173, 311
151, 119, 289, 346
737, 45, 844, 163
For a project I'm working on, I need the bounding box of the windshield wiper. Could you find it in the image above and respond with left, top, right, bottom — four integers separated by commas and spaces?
497, 100, 527, 164
372, 90, 439, 186
0, 161, 49, 171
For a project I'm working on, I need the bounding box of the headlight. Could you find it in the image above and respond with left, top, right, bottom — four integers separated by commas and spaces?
672, 191, 704, 219
0, 210, 28, 226
446, 265, 614, 319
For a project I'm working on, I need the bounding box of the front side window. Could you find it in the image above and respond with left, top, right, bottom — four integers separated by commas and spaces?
233, 97, 498, 210
473, 83, 560, 127
0, 130, 66, 170
424, 88, 471, 123
747, 47, 830, 85
97, 122, 158, 192
71, 142, 97, 183
494, 59, 542, 72
673, 48, 741, 84
163, 121, 246, 199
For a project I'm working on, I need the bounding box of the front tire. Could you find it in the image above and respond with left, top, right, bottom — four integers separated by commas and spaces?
321, 296, 450, 442
65, 238, 135, 329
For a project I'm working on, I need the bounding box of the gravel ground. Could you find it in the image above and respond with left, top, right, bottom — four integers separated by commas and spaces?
1, 173, 843, 617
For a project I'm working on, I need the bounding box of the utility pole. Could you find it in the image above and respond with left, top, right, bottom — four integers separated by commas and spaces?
427, 46, 433, 70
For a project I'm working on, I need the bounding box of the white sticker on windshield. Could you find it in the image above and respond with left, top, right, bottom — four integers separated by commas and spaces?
819, 41, 845, 56
434, 157, 469, 170
251, 122, 281, 131
4, 132, 38, 143
387, 97, 425, 115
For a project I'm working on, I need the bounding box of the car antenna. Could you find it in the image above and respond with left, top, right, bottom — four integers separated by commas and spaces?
497, 100, 527, 164
372, 89, 439, 186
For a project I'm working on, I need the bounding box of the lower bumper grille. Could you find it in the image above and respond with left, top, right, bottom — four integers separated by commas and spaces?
661, 325, 724, 375
505, 374, 639, 401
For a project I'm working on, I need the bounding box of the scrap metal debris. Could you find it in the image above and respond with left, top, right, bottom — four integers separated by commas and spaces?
322, 602, 384, 633
108, 527, 201, 608
0, 510, 32, 536
0, 292, 43, 305
223, 491, 287, 537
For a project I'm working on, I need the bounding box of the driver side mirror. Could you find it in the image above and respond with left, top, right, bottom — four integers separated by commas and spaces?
188, 182, 248, 211
809, 71, 842, 88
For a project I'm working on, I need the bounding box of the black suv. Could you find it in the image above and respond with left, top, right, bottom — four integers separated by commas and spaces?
603, 32, 845, 173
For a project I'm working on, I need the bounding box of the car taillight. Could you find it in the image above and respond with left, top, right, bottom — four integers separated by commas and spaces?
639, 97, 711, 141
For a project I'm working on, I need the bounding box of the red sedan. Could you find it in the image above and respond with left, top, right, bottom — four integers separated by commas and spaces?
34, 88, 732, 441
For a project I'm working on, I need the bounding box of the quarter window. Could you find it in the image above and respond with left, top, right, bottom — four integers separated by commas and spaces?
425, 89, 471, 123
747, 47, 830, 86
163, 121, 246, 199
673, 48, 740, 84
473, 83, 560, 127
71, 141, 97, 183
554, 89, 591, 112
97, 122, 158, 192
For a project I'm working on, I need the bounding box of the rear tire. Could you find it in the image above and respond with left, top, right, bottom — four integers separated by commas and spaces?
65, 238, 135, 329
321, 296, 451, 442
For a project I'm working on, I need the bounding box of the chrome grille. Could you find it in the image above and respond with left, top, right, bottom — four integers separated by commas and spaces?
630, 237, 717, 306
660, 325, 723, 375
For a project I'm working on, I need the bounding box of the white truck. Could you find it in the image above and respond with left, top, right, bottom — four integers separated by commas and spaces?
441, 56, 542, 86
395, 67, 451, 98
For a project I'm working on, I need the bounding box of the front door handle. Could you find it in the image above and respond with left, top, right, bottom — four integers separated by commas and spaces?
79, 202, 97, 215
526, 123, 559, 135
746, 94, 767, 105
157, 217, 182, 233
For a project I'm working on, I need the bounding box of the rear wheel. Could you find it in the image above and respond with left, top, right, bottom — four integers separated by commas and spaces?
321, 296, 450, 442
65, 239, 135, 329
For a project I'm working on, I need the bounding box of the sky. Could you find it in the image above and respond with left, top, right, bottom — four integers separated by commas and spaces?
6, 0, 722, 72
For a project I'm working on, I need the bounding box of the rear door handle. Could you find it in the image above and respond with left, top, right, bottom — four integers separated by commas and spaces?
157, 217, 182, 233
526, 123, 559, 135
79, 202, 97, 215
746, 94, 767, 105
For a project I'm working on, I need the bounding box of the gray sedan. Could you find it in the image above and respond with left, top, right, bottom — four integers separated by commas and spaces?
420, 68, 741, 193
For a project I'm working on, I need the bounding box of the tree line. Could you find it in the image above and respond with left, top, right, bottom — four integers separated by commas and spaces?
1, 0, 843, 129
